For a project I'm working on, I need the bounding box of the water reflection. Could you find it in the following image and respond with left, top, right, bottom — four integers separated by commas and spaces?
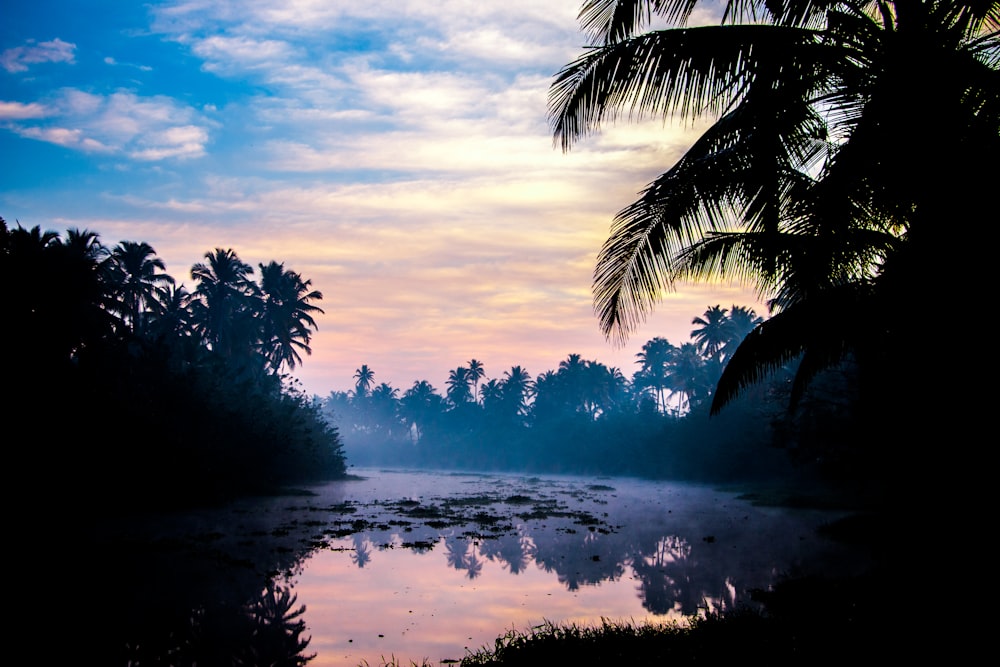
291, 469, 873, 666
64, 468, 871, 666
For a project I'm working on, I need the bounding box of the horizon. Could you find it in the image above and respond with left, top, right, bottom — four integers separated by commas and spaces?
2, 0, 767, 396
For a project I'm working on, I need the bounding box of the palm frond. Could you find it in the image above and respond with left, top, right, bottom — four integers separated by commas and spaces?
711, 282, 872, 413
549, 24, 820, 151
579, 1, 702, 45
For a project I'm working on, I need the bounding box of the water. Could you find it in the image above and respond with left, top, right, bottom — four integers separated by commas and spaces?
68, 467, 871, 666
282, 468, 872, 666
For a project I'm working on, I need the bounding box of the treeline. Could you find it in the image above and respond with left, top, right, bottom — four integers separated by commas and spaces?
1, 217, 346, 513
320, 306, 862, 484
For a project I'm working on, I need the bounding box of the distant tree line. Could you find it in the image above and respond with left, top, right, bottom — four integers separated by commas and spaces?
1, 217, 346, 513
320, 305, 862, 484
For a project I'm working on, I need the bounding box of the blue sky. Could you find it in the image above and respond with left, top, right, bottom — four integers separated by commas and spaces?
1, 0, 764, 396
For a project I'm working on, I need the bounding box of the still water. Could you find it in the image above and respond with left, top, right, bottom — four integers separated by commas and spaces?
72, 467, 873, 665
281, 468, 872, 667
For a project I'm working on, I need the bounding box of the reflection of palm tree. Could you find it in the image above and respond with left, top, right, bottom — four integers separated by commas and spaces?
243, 581, 314, 666
632, 535, 695, 615
351, 534, 372, 568
479, 534, 533, 575
444, 536, 470, 570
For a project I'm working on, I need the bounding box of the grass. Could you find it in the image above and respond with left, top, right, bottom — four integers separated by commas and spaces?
357, 568, 885, 666
361, 478, 891, 667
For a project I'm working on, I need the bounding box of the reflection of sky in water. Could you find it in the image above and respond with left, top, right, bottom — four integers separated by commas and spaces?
285, 469, 872, 667
296, 536, 661, 666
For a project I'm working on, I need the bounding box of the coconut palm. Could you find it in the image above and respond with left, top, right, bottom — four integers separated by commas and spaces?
551, 0, 1000, 421
501, 365, 533, 419
400, 380, 444, 442
665, 342, 710, 415
634, 336, 676, 412
106, 240, 174, 335
467, 359, 486, 403
721, 304, 764, 363
353, 364, 376, 398
690, 305, 729, 364
446, 366, 474, 406
190, 248, 258, 360
258, 260, 324, 373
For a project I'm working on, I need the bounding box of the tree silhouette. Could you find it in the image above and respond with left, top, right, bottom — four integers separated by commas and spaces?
446, 365, 473, 406
258, 260, 324, 373
106, 240, 174, 335
467, 358, 486, 404
634, 337, 675, 413
353, 364, 375, 398
550, 0, 999, 434
190, 248, 258, 362
690, 305, 729, 365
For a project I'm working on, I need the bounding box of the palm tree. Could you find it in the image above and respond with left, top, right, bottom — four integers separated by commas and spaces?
690, 305, 729, 364
501, 365, 533, 420
467, 359, 486, 404
106, 240, 174, 335
353, 364, 375, 398
446, 366, 473, 406
550, 0, 999, 423
190, 248, 258, 360
258, 260, 324, 373
2, 223, 116, 361
144, 283, 201, 369
399, 380, 444, 442
480, 378, 505, 413
665, 342, 710, 415
721, 305, 764, 364
634, 337, 675, 413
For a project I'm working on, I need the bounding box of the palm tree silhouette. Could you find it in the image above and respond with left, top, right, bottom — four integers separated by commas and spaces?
258, 260, 324, 373
467, 359, 486, 404
501, 365, 533, 419
353, 364, 375, 398
190, 248, 258, 360
106, 240, 174, 335
690, 305, 729, 364
550, 0, 999, 418
446, 366, 473, 406
634, 337, 675, 413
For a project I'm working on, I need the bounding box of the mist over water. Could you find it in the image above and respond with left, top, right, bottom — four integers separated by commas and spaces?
284, 468, 873, 667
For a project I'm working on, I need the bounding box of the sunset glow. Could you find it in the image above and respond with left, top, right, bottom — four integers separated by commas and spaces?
1, 1, 767, 396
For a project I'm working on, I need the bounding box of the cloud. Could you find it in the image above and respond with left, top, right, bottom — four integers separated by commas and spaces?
0, 38, 76, 73
0, 100, 50, 120
7, 89, 212, 160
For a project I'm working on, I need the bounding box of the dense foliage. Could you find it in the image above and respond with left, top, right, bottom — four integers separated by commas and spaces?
1, 217, 346, 512
547, 0, 998, 512
319, 304, 864, 488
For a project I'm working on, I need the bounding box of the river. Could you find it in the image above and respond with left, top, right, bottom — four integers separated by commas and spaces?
60, 467, 874, 666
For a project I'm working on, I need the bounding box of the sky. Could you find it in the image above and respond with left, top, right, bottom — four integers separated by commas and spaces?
1, 0, 767, 397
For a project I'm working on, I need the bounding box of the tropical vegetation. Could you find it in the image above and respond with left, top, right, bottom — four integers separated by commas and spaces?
549, 0, 999, 489
1, 217, 346, 512
318, 301, 853, 487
